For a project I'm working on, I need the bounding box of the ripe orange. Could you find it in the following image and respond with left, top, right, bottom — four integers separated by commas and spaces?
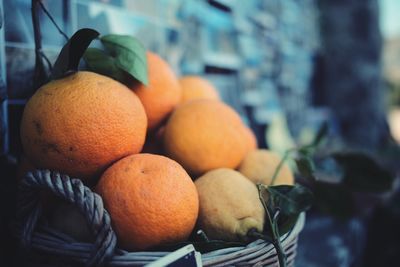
20, 71, 147, 182
238, 149, 294, 186
179, 76, 220, 104
96, 153, 199, 250
131, 52, 181, 130
164, 99, 248, 176
243, 125, 258, 153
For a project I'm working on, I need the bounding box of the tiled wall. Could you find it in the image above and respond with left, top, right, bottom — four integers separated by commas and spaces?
0, 0, 319, 156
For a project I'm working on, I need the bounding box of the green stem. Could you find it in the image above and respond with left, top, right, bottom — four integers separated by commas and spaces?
257, 185, 287, 267
271, 148, 295, 186
247, 228, 272, 243
272, 210, 286, 267
258, 184, 274, 227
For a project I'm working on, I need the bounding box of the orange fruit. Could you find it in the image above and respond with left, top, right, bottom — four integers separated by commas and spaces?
20, 71, 147, 182
96, 153, 199, 250
179, 76, 220, 104
164, 99, 248, 176
131, 52, 181, 130
243, 125, 258, 153
238, 149, 294, 186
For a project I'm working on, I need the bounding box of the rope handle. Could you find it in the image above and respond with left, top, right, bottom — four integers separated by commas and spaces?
17, 169, 117, 267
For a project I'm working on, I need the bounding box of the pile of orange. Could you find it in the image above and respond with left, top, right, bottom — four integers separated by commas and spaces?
19, 46, 293, 250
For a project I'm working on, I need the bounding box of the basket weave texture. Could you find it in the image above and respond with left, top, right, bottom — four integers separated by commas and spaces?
17, 170, 305, 267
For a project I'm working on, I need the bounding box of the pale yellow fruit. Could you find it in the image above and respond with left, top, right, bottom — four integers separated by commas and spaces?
238, 149, 294, 186
194, 168, 265, 241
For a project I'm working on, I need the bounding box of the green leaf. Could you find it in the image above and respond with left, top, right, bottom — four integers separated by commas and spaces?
100, 34, 148, 86
258, 184, 313, 236
276, 213, 300, 235
295, 122, 328, 155
83, 48, 127, 83
257, 185, 288, 266
313, 181, 355, 219
312, 157, 343, 183
51, 28, 99, 80
312, 121, 328, 147
332, 152, 394, 193
295, 155, 316, 181
267, 185, 314, 216
298, 146, 313, 156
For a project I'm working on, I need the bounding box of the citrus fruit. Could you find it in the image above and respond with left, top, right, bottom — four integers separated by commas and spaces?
243, 125, 258, 153
20, 71, 147, 182
238, 149, 294, 186
179, 76, 219, 104
195, 168, 265, 241
164, 99, 248, 176
96, 153, 199, 250
131, 52, 181, 130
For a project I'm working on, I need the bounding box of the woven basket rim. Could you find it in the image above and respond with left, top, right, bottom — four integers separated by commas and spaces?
17, 170, 306, 266
24, 212, 305, 266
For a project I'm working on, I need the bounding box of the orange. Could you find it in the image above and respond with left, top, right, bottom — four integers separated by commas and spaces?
96, 153, 199, 250
243, 125, 258, 153
238, 149, 294, 186
131, 52, 181, 130
20, 71, 147, 182
164, 99, 248, 176
179, 76, 220, 104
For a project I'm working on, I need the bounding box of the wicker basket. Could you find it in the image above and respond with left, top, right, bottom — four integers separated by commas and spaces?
16, 170, 305, 267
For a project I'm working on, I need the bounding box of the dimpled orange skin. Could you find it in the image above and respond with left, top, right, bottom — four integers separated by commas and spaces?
179, 76, 220, 104
238, 149, 294, 186
164, 99, 248, 176
20, 71, 147, 181
96, 153, 199, 250
243, 126, 258, 153
132, 52, 182, 130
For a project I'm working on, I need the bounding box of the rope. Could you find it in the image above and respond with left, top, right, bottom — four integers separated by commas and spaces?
17, 169, 117, 267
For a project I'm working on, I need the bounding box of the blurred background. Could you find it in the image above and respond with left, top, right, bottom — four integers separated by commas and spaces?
0, 0, 400, 266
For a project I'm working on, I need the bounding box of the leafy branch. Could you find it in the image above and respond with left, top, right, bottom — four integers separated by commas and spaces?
271, 122, 328, 185
248, 185, 286, 267
272, 121, 395, 219
270, 148, 295, 185
256, 184, 313, 267
31, 0, 72, 88
38, 0, 68, 41
50, 28, 99, 80
83, 34, 149, 86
